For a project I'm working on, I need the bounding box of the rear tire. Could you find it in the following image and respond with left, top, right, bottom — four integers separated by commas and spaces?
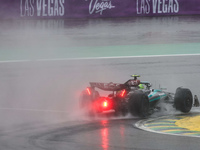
174, 88, 193, 113
79, 91, 91, 109
79, 89, 100, 117
79, 89, 99, 108
128, 91, 149, 118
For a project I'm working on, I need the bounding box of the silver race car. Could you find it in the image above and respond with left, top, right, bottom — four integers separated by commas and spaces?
80, 75, 198, 117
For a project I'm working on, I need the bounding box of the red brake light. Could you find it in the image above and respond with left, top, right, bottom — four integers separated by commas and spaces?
103, 101, 108, 107
86, 88, 91, 95
121, 89, 126, 97
96, 98, 112, 111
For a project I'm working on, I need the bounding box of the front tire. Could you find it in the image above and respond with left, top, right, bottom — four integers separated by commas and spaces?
174, 88, 193, 113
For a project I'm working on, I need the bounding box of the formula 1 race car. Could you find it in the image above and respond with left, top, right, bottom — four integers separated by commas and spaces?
79, 75, 197, 118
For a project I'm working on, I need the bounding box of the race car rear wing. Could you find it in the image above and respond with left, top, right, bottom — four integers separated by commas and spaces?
90, 82, 126, 91
89, 81, 152, 91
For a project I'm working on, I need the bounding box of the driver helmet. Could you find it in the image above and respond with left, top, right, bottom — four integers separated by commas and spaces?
138, 84, 144, 89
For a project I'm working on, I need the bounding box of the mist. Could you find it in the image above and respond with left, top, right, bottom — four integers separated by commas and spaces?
1, 17, 200, 132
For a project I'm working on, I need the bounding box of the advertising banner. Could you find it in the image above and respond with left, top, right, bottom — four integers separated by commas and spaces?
0, 0, 200, 19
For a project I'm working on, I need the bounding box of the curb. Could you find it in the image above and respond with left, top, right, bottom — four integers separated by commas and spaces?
135, 113, 200, 138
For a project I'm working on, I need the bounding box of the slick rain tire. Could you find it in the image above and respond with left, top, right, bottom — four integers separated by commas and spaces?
128, 92, 149, 118
174, 88, 193, 113
79, 92, 95, 117
79, 90, 99, 108
79, 91, 91, 109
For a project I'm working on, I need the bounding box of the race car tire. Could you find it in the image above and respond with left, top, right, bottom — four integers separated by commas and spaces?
128, 91, 149, 118
121, 108, 128, 116
174, 87, 193, 113
79, 89, 101, 118
79, 89, 99, 109
79, 90, 91, 109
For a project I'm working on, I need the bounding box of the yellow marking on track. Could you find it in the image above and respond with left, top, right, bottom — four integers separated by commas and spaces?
175, 115, 200, 131
136, 114, 200, 137
182, 132, 200, 135
162, 129, 187, 133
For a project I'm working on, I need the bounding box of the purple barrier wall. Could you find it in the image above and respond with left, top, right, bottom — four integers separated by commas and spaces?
0, 0, 200, 19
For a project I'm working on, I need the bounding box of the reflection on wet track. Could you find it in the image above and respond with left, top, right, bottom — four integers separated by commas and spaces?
101, 120, 109, 150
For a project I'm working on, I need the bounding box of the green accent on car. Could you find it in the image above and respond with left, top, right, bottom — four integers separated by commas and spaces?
154, 89, 162, 92
148, 91, 157, 98
149, 91, 167, 102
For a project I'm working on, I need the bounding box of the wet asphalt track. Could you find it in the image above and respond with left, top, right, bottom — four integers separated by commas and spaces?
1, 16, 200, 150
1, 55, 200, 150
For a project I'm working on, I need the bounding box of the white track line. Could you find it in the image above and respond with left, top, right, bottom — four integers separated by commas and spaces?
1, 53, 200, 63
